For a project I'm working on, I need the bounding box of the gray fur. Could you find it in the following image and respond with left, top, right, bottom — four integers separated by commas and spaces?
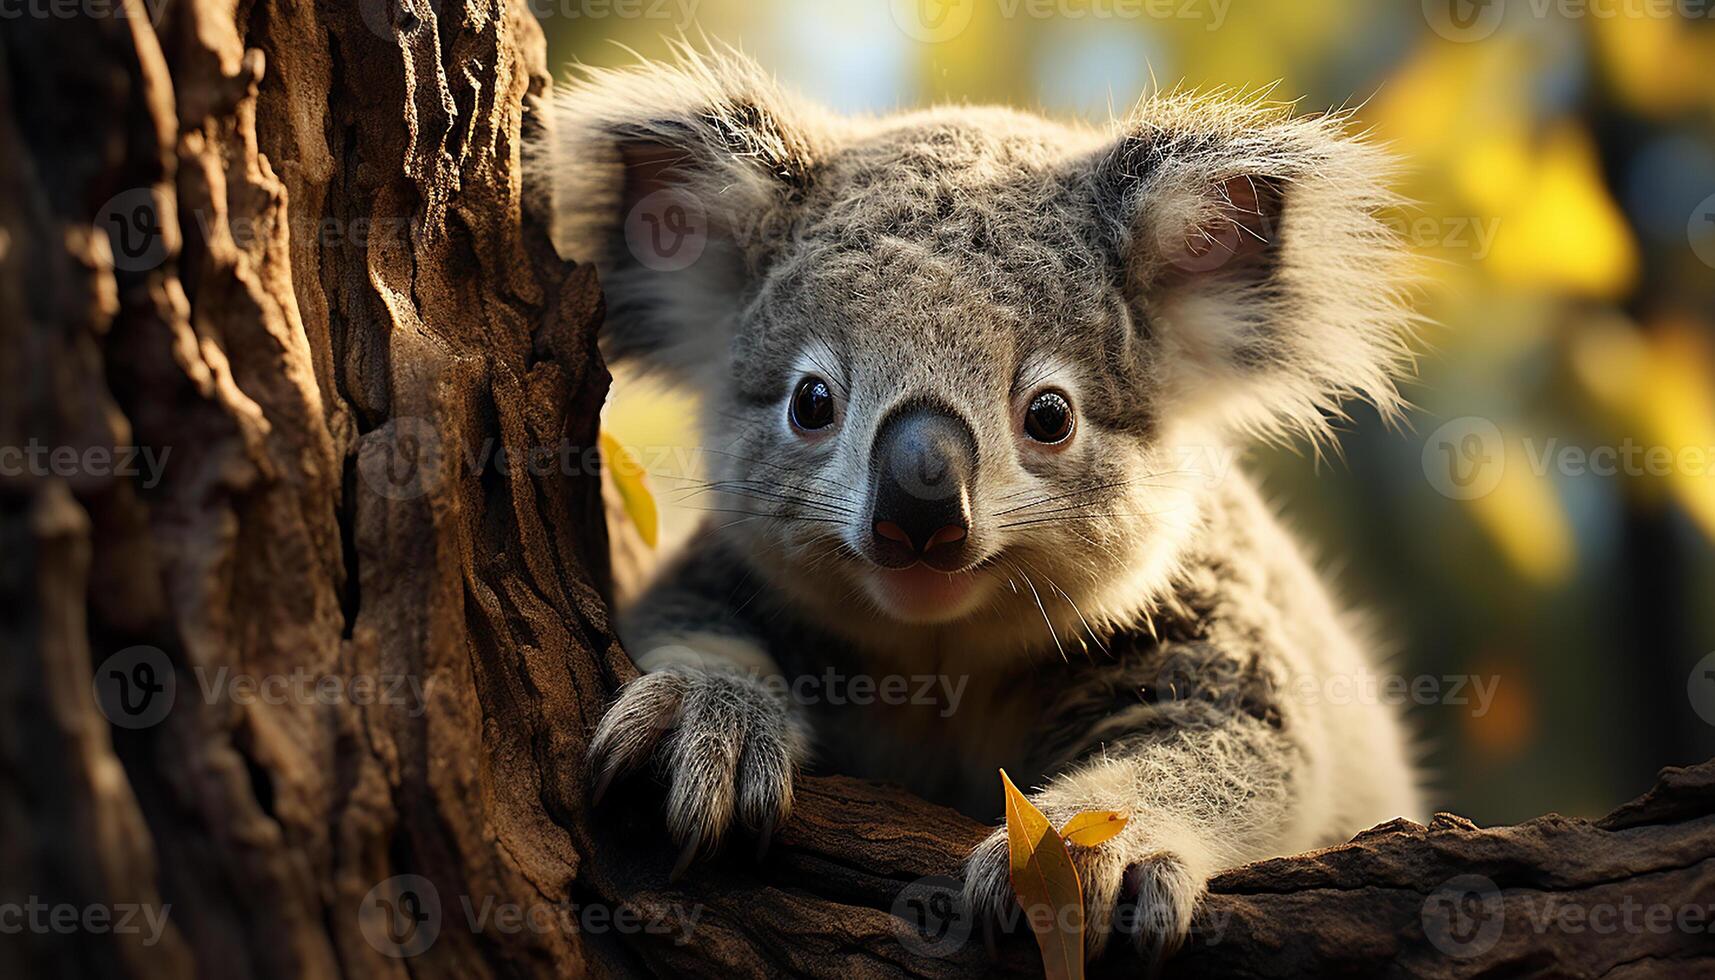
545, 43, 1424, 964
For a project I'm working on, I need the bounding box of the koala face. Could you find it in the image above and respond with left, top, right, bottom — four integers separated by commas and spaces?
543, 47, 1414, 647
697, 119, 1201, 628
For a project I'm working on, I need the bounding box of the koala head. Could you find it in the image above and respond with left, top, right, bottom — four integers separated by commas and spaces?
543, 46, 1415, 653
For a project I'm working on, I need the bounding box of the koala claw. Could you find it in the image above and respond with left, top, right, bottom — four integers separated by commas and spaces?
962, 811, 1205, 968
754, 813, 776, 862
590, 764, 619, 807
669, 838, 700, 884
587, 665, 807, 875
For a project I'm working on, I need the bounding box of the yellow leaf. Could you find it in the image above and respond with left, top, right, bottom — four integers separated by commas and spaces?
1002, 769, 1084, 980
1572, 317, 1715, 544
1371, 38, 1532, 175
1462, 439, 1575, 586
1059, 811, 1128, 848
1637, 324, 1715, 543
600, 430, 658, 549
1591, 13, 1707, 116
1483, 124, 1639, 299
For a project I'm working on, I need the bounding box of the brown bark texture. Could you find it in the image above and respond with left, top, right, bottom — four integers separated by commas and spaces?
0, 2, 1710, 978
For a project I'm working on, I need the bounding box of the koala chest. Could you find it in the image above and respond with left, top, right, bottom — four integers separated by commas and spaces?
796, 671, 1052, 821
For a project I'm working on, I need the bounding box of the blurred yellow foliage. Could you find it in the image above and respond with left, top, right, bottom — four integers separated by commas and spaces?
1638, 326, 1715, 541
1591, 14, 1715, 116
1482, 124, 1639, 298
1374, 39, 1531, 169
1573, 319, 1715, 542
1467, 440, 1577, 585
1375, 39, 1638, 300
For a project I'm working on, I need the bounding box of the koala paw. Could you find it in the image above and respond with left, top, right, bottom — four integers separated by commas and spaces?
962, 808, 1206, 968
587, 666, 808, 879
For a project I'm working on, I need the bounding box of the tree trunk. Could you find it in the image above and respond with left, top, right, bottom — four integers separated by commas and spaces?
1, 3, 1709, 978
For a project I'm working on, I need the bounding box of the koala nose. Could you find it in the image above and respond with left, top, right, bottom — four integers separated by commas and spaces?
868, 403, 976, 572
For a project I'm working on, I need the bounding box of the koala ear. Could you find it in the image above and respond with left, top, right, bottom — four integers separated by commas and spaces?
1093, 95, 1419, 443
537, 45, 832, 387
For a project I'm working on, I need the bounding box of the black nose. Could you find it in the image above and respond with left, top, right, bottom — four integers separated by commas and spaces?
868, 403, 976, 572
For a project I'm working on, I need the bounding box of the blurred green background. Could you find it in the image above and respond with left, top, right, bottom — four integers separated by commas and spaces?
538, 0, 1715, 824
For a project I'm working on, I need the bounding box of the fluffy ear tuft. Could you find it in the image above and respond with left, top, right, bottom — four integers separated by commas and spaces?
1096, 92, 1422, 444
533, 42, 835, 387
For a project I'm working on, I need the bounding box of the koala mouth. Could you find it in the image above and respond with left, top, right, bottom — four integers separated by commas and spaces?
864, 561, 993, 625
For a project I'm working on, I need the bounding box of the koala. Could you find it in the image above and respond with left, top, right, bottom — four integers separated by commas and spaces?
542, 45, 1424, 965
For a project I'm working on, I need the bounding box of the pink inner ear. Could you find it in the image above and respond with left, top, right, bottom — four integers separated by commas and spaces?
1167, 174, 1279, 275
1218, 174, 1273, 242
619, 141, 692, 206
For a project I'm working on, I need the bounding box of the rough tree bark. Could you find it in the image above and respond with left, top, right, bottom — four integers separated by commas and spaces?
0, 2, 1710, 978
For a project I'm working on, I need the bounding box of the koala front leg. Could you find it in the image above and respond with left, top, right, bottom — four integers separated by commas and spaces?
589, 626, 810, 878
964, 662, 1299, 966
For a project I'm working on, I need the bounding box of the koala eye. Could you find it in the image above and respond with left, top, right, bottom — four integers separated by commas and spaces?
1023, 390, 1075, 444
790, 376, 836, 431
